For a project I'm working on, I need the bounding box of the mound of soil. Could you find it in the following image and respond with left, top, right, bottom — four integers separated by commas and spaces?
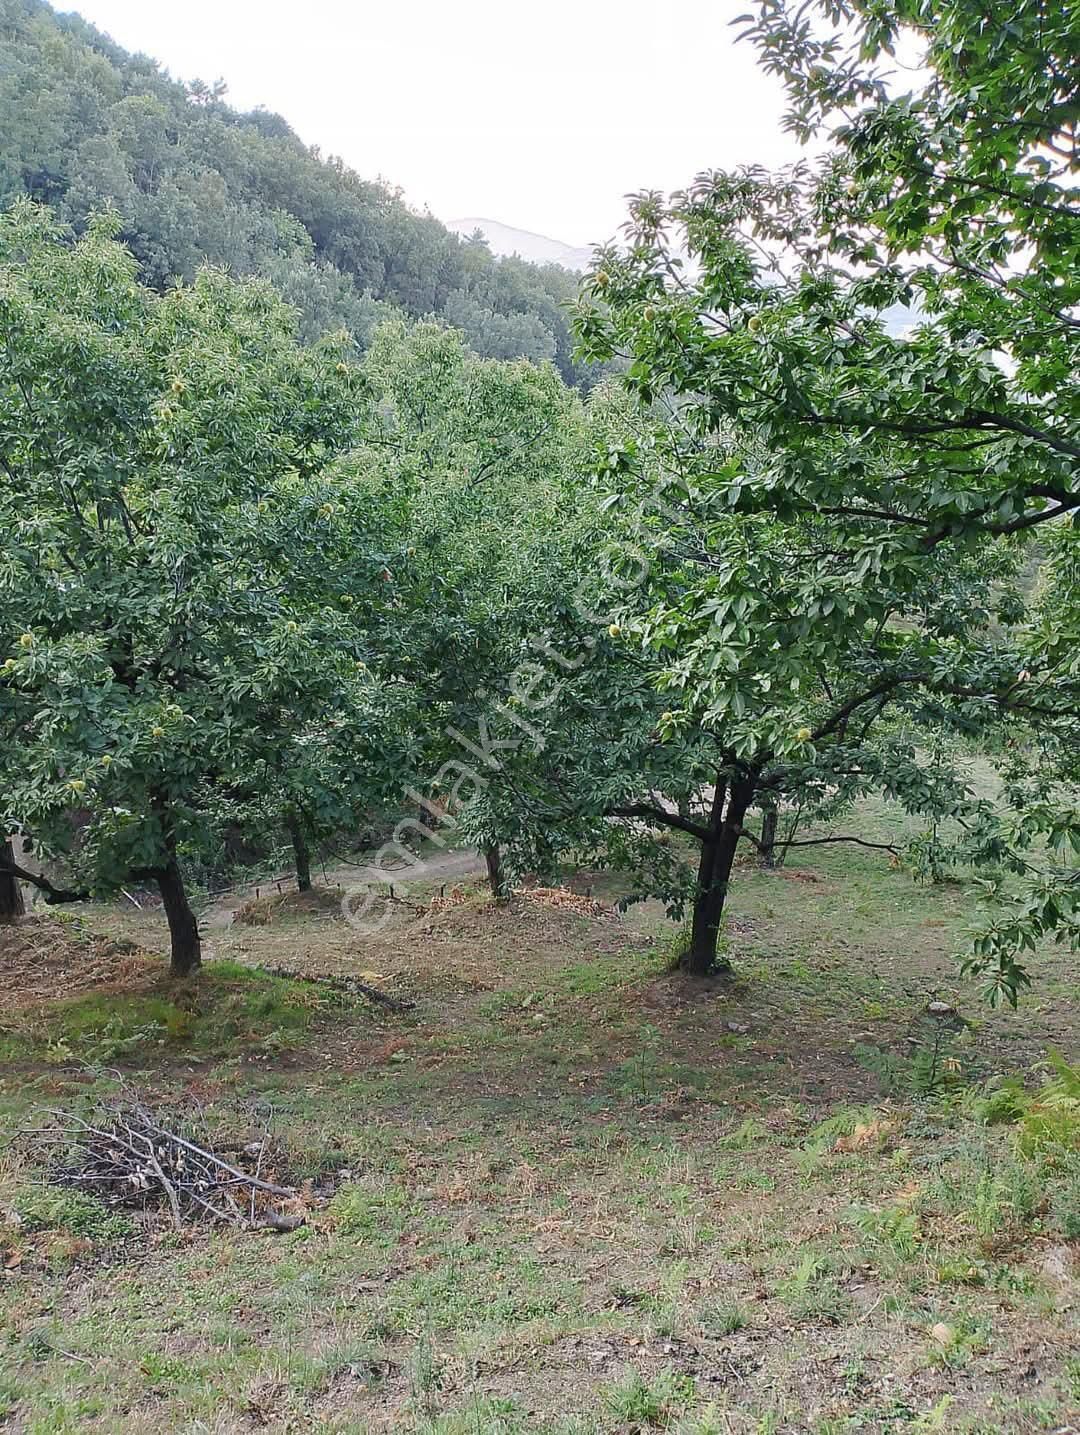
235, 886, 343, 927
412, 891, 611, 944
423, 884, 612, 922
0, 916, 161, 1011
334, 890, 631, 999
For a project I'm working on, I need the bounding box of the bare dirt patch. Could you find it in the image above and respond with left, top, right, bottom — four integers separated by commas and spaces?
215, 883, 632, 1003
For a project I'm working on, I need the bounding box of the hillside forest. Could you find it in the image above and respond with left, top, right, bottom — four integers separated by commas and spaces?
0, 0, 597, 381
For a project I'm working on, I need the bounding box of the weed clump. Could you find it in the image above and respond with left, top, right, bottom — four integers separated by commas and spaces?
699, 1298, 751, 1338
601, 1367, 696, 1426
777, 1252, 853, 1325
13, 1185, 132, 1240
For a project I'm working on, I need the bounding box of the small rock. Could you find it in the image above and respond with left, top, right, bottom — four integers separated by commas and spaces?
264, 1211, 305, 1233
726, 1022, 749, 1035
1041, 1245, 1077, 1289
930, 1321, 955, 1347
927, 1001, 955, 1016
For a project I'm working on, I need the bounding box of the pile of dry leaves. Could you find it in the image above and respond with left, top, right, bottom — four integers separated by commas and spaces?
0, 917, 160, 1013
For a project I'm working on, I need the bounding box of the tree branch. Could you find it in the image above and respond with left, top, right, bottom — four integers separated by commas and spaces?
776, 834, 900, 854
810, 674, 913, 742
802, 406, 1080, 464
606, 803, 711, 842
6, 859, 90, 905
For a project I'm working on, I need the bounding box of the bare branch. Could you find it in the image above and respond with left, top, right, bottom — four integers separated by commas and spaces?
606, 803, 711, 842
777, 834, 900, 854
5, 858, 90, 905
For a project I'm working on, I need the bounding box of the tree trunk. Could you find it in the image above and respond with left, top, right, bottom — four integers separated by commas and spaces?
0, 838, 25, 922
158, 856, 201, 977
682, 775, 755, 976
759, 806, 779, 869
685, 834, 732, 975
285, 811, 311, 893
484, 843, 509, 905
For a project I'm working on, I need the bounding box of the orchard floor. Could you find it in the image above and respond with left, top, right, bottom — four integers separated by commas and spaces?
0, 800, 1077, 1434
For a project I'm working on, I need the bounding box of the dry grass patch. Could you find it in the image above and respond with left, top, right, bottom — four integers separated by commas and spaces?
0, 915, 160, 1013
234, 885, 345, 926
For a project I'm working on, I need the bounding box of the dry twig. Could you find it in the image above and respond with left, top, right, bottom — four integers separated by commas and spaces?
27, 1097, 299, 1230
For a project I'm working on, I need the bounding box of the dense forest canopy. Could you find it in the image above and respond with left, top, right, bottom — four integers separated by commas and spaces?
0, 0, 596, 384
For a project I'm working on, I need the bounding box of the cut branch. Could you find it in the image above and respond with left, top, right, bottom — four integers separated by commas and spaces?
251, 963, 416, 1013
28, 1099, 300, 1230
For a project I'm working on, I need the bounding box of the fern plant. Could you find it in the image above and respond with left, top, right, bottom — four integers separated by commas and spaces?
1017, 1050, 1080, 1156
850, 1203, 922, 1259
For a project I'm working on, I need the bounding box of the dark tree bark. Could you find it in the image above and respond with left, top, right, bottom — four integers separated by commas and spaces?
682, 774, 755, 976
686, 843, 730, 975
157, 856, 201, 977
147, 795, 201, 976
484, 843, 509, 905
759, 805, 779, 869
0, 838, 25, 922
285, 811, 311, 893
2, 856, 88, 905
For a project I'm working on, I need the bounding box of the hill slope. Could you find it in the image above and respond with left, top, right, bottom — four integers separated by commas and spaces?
447, 218, 595, 272
0, 0, 592, 383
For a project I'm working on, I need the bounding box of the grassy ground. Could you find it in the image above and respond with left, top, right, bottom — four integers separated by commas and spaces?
0, 797, 1077, 1434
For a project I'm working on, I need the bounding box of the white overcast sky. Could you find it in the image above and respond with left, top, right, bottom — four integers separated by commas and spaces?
61, 0, 803, 247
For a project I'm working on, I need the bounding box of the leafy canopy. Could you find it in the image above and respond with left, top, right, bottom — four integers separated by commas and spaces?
572, 0, 1079, 996
0, 203, 389, 906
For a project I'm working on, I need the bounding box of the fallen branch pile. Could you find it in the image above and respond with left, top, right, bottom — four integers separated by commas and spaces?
424, 884, 613, 920
521, 886, 613, 919
251, 963, 415, 1012
30, 1101, 300, 1230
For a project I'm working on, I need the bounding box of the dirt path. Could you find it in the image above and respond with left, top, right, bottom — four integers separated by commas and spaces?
202, 847, 486, 931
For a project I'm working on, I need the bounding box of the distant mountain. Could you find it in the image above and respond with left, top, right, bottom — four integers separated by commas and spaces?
448, 218, 596, 273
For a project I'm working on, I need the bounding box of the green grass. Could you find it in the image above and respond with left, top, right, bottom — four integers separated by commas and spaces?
1, 956, 370, 1071
12, 1185, 134, 1242
0, 791, 1077, 1432
600, 1368, 696, 1426
698, 1298, 751, 1338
